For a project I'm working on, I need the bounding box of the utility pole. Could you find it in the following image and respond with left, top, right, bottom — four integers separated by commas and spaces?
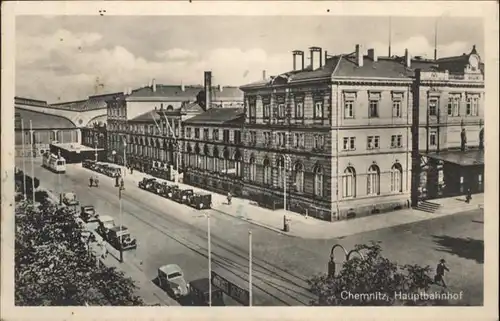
208, 213, 212, 306
119, 186, 124, 263
249, 230, 253, 306
21, 120, 27, 200
29, 120, 35, 202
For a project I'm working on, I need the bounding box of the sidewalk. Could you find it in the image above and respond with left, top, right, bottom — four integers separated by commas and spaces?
44, 188, 179, 306
84, 163, 484, 240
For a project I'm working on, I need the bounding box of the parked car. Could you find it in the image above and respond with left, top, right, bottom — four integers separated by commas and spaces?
107, 226, 137, 250
157, 264, 189, 298
172, 188, 193, 204
138, 177, 156, 191
188, 278, 225, 306
157, 182, 171, 197
82, 159, 96, 169
61, 192, 79, 206
187, 192, 212, 210
80, 205, 98, 222
96, 215, 116, 237
164, 185, 179, 199
107, 167, 121, 178
153, 181, 168, 195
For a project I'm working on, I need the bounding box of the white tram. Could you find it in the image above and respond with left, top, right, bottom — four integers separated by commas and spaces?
42, 152, 66, 173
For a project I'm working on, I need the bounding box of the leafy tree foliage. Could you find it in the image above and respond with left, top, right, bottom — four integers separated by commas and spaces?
15, 196, 144, 306
308, 242, 446, 306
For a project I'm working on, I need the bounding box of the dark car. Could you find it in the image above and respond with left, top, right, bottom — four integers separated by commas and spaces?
188, 278, 225, 306
61, 192, 79, 206
152, 181, 167, 195
107, 226, 137, 250
82, 159, 97, 169
80, 205, 98, 222
188, 192, 212, 210
138, 177, 156, 190
164, 185, 180, 199
172, 188, 193, 204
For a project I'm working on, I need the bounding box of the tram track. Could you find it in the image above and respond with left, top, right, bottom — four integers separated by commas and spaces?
43, 165, 315, 306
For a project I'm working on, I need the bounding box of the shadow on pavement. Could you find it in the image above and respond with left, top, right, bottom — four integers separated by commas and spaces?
432, 235, 484, 264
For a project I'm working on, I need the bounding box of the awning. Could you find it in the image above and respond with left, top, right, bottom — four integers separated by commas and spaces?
423, 149, 484, 166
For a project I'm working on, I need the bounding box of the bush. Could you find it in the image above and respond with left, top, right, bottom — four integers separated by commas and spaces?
15, 197, 144, 306
308, 242, 442, 306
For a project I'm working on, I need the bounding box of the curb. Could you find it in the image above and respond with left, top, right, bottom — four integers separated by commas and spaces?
210, 207, 295, 238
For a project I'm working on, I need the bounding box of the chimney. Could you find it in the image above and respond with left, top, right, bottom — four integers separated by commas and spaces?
292, 50, 305, 71
405, 48, 411, 67
123, 88, 127, 95
204, 71, 212, 110
148, 79, 152, 88
218, 84, 223, 92
262, 70, 266, 80
324, 51, 328, 65
367, 48, 377, 62
152, 79, 156, 92
181, 82, 185, 92
128, 87, 132, 95
355, 44, 363, 67
309, 47, 322, 70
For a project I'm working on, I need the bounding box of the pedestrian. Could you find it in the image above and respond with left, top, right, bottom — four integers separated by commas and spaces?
227, 191, 232, 205
89, 176, 94, 187
120, 177, 125, 190
434, 259, 450, 288
94, 176, 99, 188
130, 167, 134, 174
465, 187, 472, 203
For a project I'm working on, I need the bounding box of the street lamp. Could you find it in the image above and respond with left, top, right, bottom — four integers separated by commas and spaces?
112, 150, 117, 164
118, 178, 124, 263
94, 132, 98, 162
123, 139, 127, 177
328, 244, 365, 277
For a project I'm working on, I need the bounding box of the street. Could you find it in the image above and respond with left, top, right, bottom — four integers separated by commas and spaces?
18, 158, 484, 306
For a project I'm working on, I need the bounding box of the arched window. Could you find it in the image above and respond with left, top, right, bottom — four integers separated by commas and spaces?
167, 105, 174, 111
203, 145, 210, 171
276, 156, 285, 188
367, 164, 380, 195
263, 158, 271, 185
249, 156, 256, 181
293, 162, 304, 193
234, 149, 242, 177
314, 165, 324, 197
342, 167, 356, 198
391, 163, 403, 193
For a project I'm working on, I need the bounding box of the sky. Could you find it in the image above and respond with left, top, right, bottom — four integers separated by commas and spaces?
16, 15, 483, 103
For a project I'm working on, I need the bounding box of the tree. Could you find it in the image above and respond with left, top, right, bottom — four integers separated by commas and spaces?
307, 242, 445, 306
15, 197, 144, 306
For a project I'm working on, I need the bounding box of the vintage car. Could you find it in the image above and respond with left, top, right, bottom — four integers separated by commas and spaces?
152, 181, 168, 195
164, 185, 180, 199
188, 278, 225, 306
82, 159, 97, 169
155, 182, 171, 197
106, 226, 137, 250
138, 177, 157, 191
157, 264, 189, 299
187, 192, 212, 210
96, 215, 116, 237
107, 167, 122, 178
60, 192, 79, 206
172, 188, 194, 204
80, 205, 98, 222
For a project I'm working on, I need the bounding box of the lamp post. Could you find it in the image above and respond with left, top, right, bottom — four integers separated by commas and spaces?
112, 150, 117, 164
94, 132, 98, 162
328, 244, 365, 278
118, 184, 124, 263
29, 121, 35, 202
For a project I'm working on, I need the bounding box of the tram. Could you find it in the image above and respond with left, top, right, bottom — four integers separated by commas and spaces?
42, 152, 66, 173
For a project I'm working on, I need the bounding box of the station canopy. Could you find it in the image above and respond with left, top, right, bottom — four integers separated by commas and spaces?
424, 149, 484, 166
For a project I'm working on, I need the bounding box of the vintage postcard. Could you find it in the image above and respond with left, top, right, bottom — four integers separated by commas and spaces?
1, 1, 498, 321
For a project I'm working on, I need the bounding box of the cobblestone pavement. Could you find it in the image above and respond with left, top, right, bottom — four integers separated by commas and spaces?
19, 158, 483, 306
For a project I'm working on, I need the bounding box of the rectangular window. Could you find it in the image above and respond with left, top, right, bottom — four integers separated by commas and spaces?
314, 135, 325, 149
367, 136, 380, 150
278, 104, 285, 118
314, 101, 323, 119
186, 128, 192, 139
295, 101, 304, 118
369, 100, 379, 118
390, 135, 403, 148
447, 98, 453, 116
203, 129, 209, 140
213, 129, 219, 141
263, 104, 271, 119
343, 137, 356, 151
194, 128, 200, 139
466, 95, 479, 116
234, 130, 241, 144
429, 99, 438, 116
430, 131, 437, 146
344, 100, 354, 118
223, 130, 230, 143
249, 101, 256, 122
392, 100, 402, 118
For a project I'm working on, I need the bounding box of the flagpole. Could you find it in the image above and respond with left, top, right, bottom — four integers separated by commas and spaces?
249, 230, 253, 306
21, 120, 27, 200
208, 213, 212, 307
30, 120, 35, 202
